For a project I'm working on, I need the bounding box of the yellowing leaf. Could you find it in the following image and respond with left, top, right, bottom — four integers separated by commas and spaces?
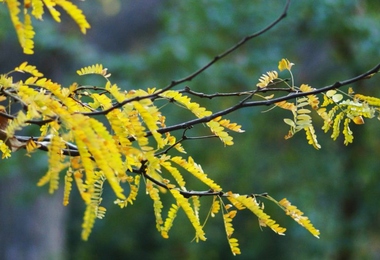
54, 0, 91, 34
81, 203, 97, 241
219, 118, 244, 133
229, 195, 286, 236
171, 156, 222, 191
0, 140, 12, 159
283, 118, 296, 128
26, 138, 40, 154
343, 118, 354, 145
63, 170, 73, 206
222, 211, 241, 255
77, 64, 109, 77
326, 90, 337, 97
299, 84, 319, 109
279, 198, 320, 238
278, 58, 294, 71
207, 119, 234, 146
170, 189, 206, 242
332, 94, 343, 103
355, 94, 380, 107
352, 116, 364, 125
276, 101, 296, 111
304, 126, 321, 150
210, 199, 221, 217
256, 71, 278, 88
15, 62, 43, 77
161, 204, 179, 239
31, 0, 44, 19
6, 0, 89, 54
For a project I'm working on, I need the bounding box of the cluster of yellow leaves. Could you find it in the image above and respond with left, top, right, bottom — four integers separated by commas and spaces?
159, 91, 243, 146
203, 193, 320, 255
0, 62, 246, 245
37, 135, 68, 193
171, 156, 222, 191
1, 0, 379, 251
228, 194, 286, 235
0, 62, 324, 254
1, 58, 378, 254
76, 64, 111, 78
222, 209, 240, 255
170, 189, 206, 242
2, 0, 90, 54
314, 88, 377, 146
256, 71, 278, 88
207, 116, 244, 145
279, 198, 320, 238
161, 204, 178, 239
0, 140, 11, 158
262, 59, 379, 149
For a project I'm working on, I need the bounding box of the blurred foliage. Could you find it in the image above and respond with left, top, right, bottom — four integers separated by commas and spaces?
1, 0, 380, 259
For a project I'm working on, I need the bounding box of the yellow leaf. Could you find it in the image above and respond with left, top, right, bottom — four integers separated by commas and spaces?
326, 90, 337, 97
283, 118, 296, 128
256, 71, 278, 88
170, 189, 206, 242
332, 94, 343, 103
77, 64, 106, 76
343, 118, 354, 145
15, 62, 43, 77
278, 58, 294, 71
352, 116, 364, 125
63, 170, 73, 206
279, 198, 320, 238
355, 94, 380, 107
229, 195, 286, 235
55, 0, 91, 34
276, 100, 296, 111
304, 126, 321, 150
31, 0, 44, 19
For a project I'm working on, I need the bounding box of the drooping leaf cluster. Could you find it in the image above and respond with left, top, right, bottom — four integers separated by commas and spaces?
256, 59, 380, 149
1, 0, 90, 54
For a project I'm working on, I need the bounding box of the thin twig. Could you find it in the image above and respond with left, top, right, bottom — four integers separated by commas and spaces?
137, 62, 380, 139
159, 0, 291, 89
80, 0, 291, 117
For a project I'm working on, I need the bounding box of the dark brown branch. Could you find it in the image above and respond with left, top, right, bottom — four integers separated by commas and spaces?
160, 0, 290, 89
180, 86, 258, 99
135, 163, 265, 199
0, 111, 57, 126
15, 135, 81, 156
12, 62, 380, 151
154, 130, 218, 156
1, 1, 291, 126
80, 0, 290, 117
133, 160, 225, 198
243, 62, 380, 107
138, 62, 380, 139
180, 79, 290, 99
11, 64, 380, 200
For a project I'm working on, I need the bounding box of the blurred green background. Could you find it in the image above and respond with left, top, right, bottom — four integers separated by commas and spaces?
0, 0, 380, 259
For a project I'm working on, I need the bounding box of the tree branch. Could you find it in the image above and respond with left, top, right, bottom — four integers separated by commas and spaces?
79, 0, 290, 117
141, 62, 380, 138
160, 0, 291, 89
243, 62, 380, 107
